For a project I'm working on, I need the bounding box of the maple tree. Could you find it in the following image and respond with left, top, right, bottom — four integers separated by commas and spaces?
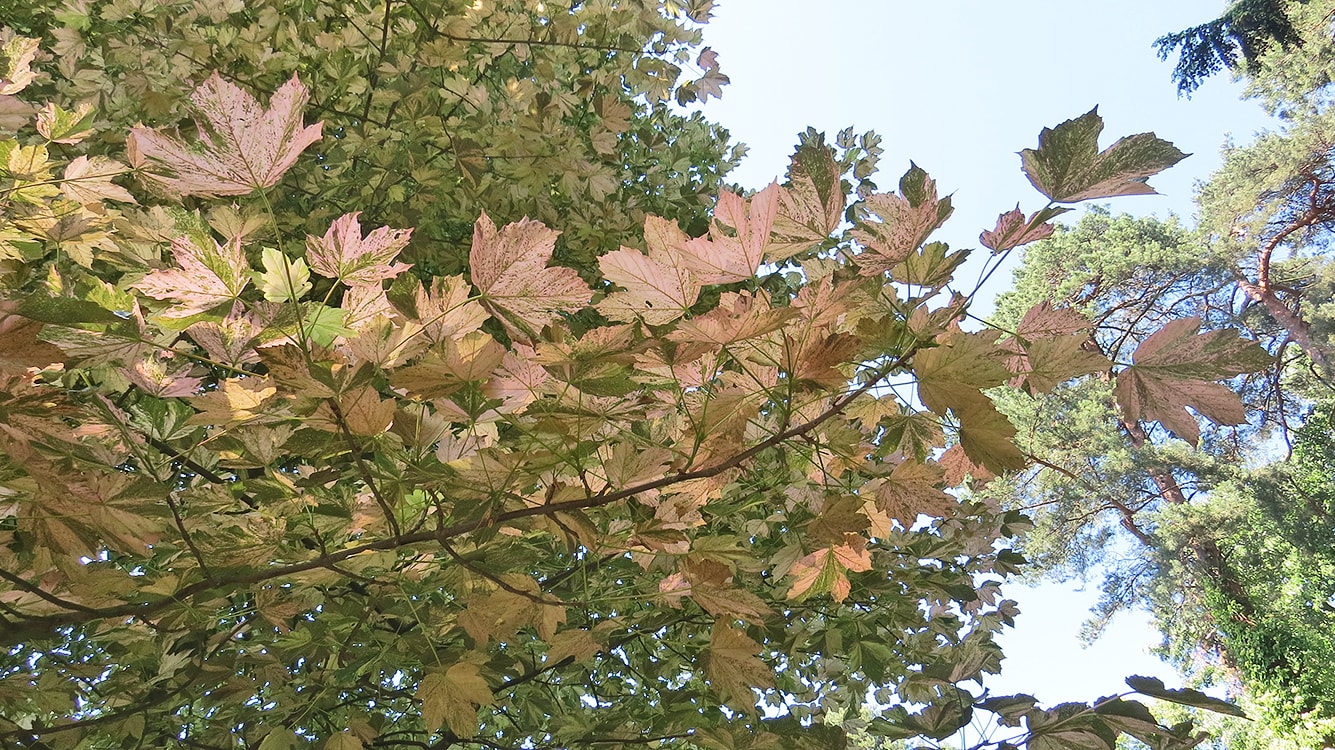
3, 0, 741, 275
0, 23, 1267, 750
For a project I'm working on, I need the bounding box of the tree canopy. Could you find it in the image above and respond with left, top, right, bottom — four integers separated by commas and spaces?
0, 5, 1267, 750
1155, 0, 1315, 95
974, 7, 1335, 744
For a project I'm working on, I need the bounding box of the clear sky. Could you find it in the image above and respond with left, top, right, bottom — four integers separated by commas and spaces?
696, 0, 1275, 711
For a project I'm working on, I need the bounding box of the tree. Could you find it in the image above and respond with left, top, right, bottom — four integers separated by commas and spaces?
1152, 401, 1335, 749
1155, 0, 1315, 96
986, 4, 1335, 746
0, 21, 1256, 750
985, 203, 1335, 750
2, 0, 742, 277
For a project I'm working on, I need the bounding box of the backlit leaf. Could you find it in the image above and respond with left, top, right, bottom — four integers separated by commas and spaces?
913, 329, 1009, 416
1021, 108, 1188, 203
127, 73, 322, 197
134, 236, 251, 317
599, 214, 705, 325
853, 164, 953, 276
958, 400, 1026, 475
306, 212, 412, 286
787, 535, 872, 602
1113, 317, 1270, 444
418, 662, 495, 737
1125, 675, 1247, 718
679, 184, 779, 284
705, 622, 774, 713
979, 205, 1057, 253
874, 459, 954, 525
767, 140, 845, 261
468, 213, 591, 340
255, 247, 311, 303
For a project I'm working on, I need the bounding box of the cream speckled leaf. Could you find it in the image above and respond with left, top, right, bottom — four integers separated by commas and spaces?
133, 236, 251, 318
306, 212, 412, 286
1021, 108, 1187, 203
1113, 317, 1270, 444
469, 213, 591, 339
128, 73, 322, 197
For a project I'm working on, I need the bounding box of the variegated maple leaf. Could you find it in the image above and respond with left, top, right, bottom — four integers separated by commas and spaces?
767, 141, 845, 261
1113, 316, 1271, 445
61, 156, 137, 206
306, 212, 412, 286
0, 36, 39, 95
852, 164, 953, 277
127, 72, 322, 198
599, 215, 702, 325
1002, 302, 1109, 393
979, 206, 1056, 253
1021, 108, 1188, 203
786, 535, 872, 602
678, 183, 779, 284
469, 212, 591, 339
417, 662, 494, 737
705, 622, 774, 713
134, 236, 251, 317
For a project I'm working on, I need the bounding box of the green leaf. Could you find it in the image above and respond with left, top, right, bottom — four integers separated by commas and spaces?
1125, 675, 1248, 718
258, 729, 299, 750
978, 694, 1038, 727
304, 304, 353, 347
1026, 702, 1117, 750
1021, 108, 1188, 203
255, 246, 312, 303
37, 102, 97, 144
14, 295, 124, 325
891, 241, 969, 288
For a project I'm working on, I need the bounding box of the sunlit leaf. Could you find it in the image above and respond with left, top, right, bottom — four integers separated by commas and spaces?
128, 73, 322, 197
1021, 108, 1188, 203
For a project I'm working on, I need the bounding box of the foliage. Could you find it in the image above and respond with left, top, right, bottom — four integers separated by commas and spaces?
989, 14, 1335, 734
1152, 401, 1335, 748
2, 0, 743, 277
985, 210, 1260, 582
1154, 0, 1313, 95
985, 5, 1335, 747
0, 22, 1259, 750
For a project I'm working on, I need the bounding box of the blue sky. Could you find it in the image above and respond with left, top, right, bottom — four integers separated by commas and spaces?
696, 0, 1274, 712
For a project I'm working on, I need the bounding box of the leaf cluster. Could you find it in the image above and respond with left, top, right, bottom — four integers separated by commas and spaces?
0, 26, 1262, 750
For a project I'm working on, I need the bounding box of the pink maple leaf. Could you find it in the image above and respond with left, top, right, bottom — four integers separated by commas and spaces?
679, 183, 779, 284
468, 213, 591, 340
134, 236, 251, 318
306, 212, 412, 286
127, 72, 322, 198
979, 206, 1056, 253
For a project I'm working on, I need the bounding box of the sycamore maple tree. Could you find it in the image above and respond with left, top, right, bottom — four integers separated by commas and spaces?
0, 32, 1264, 750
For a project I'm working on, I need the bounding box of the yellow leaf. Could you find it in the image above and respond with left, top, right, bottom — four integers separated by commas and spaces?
417, 661, 494, 737
188, 377, 277, 426
337, 385, 396, 437
705, 622, 774, 713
